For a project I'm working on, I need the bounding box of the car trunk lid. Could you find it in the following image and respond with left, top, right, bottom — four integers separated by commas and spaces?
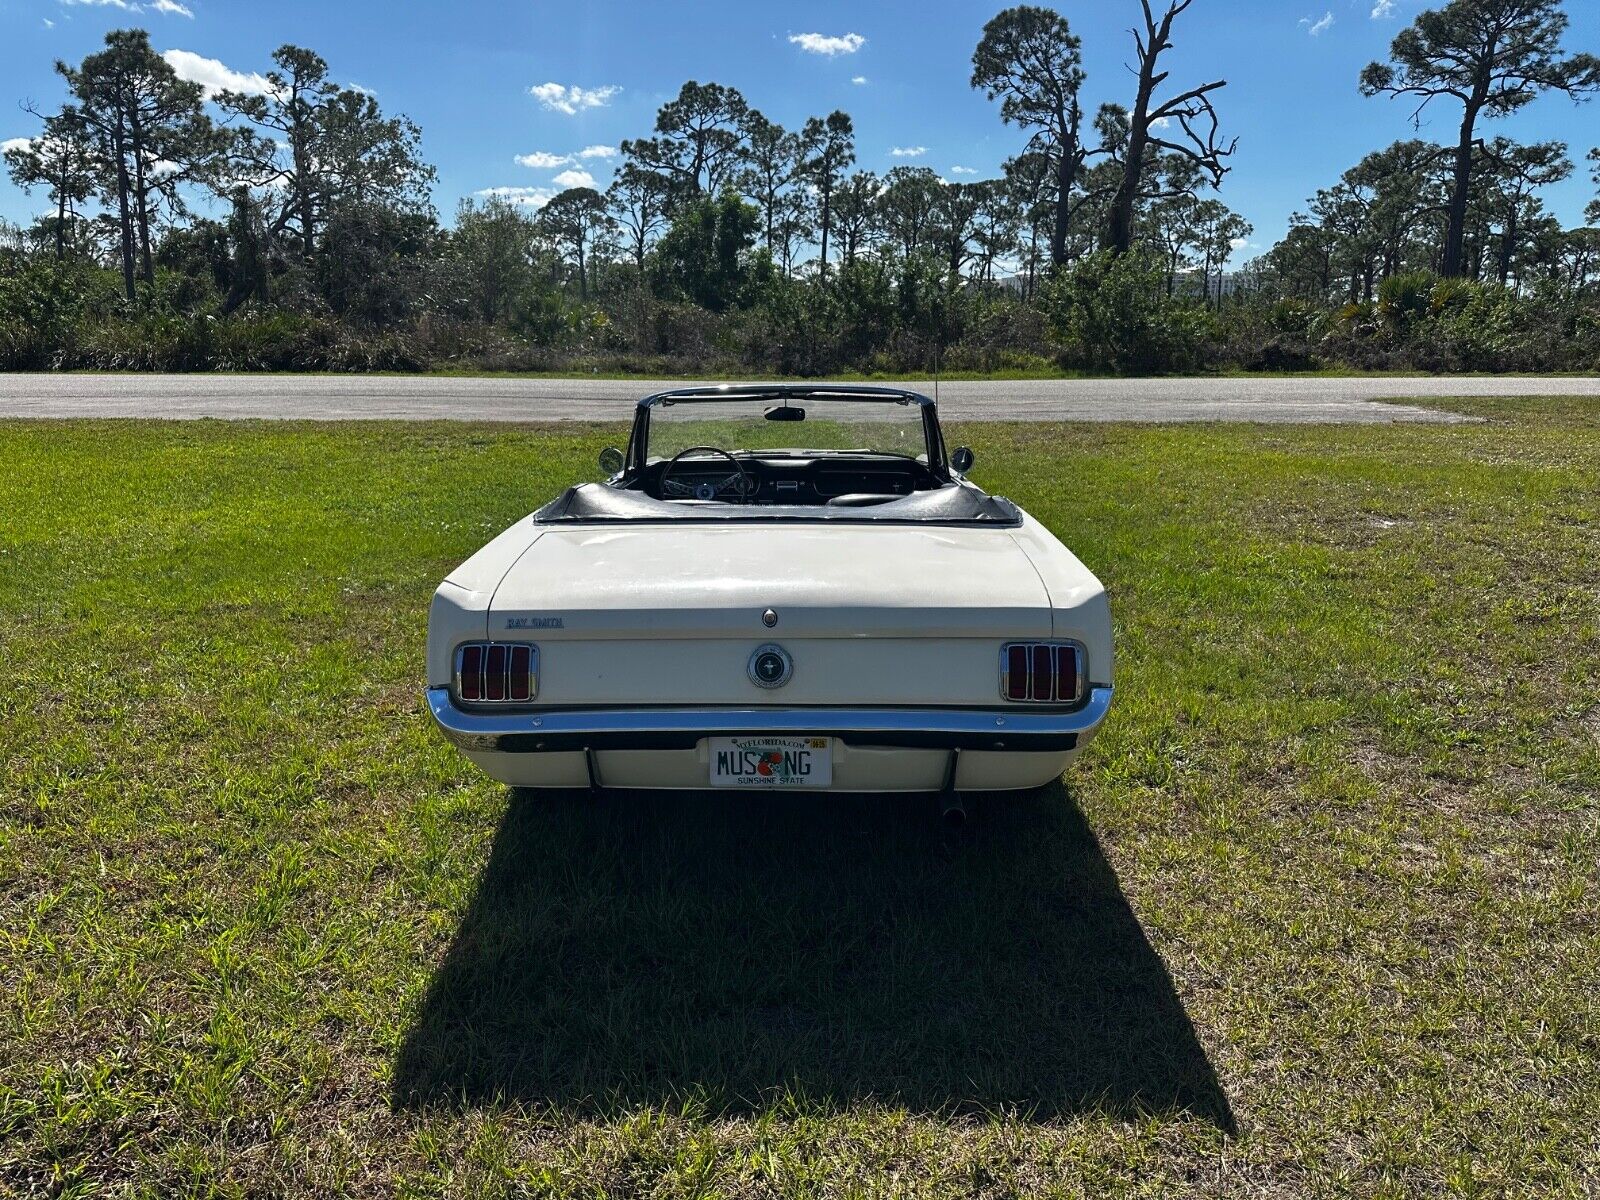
489, 524, 1052, 640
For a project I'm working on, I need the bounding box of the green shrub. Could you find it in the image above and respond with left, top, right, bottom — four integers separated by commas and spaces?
1043, 251, 1216, 374
74, 313, 216, 371
0, 258, 118, 368
1376, 270, 1436, 334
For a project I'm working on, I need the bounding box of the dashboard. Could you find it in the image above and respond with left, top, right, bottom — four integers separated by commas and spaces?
645, 455, 936, 505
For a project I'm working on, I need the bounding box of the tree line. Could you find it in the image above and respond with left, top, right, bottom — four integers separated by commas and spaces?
3, 0, 1599, 376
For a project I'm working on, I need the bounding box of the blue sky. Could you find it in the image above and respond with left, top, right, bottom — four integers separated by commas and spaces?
2, 0, 1598, 262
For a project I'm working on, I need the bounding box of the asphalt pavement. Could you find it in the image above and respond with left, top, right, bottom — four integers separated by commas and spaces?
2, 373, 1597, 423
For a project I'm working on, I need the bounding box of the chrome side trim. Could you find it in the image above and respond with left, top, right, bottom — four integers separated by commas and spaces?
426, 686, 1113, 755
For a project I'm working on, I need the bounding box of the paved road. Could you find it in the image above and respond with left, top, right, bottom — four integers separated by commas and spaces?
2, 373, 1597, 423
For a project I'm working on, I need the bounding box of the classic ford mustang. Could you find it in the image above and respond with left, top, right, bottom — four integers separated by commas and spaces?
426, 384, 1113, 808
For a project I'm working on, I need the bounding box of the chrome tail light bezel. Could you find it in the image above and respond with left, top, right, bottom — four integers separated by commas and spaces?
454, 642, 539, 705
1000, 641, 1087, 705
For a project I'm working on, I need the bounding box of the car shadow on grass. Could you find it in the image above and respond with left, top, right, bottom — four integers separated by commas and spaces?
391, 783, 1234, 1132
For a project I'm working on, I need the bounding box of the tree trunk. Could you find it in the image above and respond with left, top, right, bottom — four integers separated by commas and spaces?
1497, 207, 1517, 287
290, 93, 317, 260
1441, 105, 1479, 279
1050, 148, 1073, 267
111, 114, 137, 301
126, 94, 156, 285
131, 138, 155, 286
1048, 99, 1083, 269
1108, 68, 1157, 255
818, 177, 832, 282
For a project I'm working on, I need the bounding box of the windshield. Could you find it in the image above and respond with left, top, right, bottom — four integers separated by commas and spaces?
645, 396, 930, 463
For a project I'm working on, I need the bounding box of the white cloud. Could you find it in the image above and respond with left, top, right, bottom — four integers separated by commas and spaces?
516, 151, 571, 169
60, 0, 193, 11
477, 185, 556, 209
890, 146, 927, 158
42, 17, 56, 27
163, 49, 275, 98
577, 144, 616, 159
949, 165, 977, 175
1151, 116, 1173, 130
851, 75, 868, 85
1230, 237, 1251, 251
1371, 0, 1398, 15
2, 137, 33, 154
529, 82, 619, 115
1300, 11, 1334, 35
551, 167, 595, 189
788, 32, 865, 56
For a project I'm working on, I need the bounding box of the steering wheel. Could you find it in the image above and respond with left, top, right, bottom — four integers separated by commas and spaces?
659, 446, 754, 504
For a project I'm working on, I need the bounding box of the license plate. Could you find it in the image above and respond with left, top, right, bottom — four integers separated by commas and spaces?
709, 736, 833, 788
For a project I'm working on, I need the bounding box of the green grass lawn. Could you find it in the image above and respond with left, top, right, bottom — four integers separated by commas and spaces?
1, 400, 1597, 1197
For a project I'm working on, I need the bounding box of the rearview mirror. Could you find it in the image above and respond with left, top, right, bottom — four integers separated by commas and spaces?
764, 404, 806, 422
951, 446, 975, 474
598, 446, 625, 475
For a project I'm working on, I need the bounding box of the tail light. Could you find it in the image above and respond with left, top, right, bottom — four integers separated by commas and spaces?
455, 642, 538, 704
1001, 641, 1085, 704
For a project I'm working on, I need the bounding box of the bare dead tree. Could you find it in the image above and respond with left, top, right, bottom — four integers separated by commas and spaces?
1105, 0, 1236, 256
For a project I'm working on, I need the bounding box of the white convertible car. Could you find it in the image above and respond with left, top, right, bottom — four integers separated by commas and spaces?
426, 385, 1112, 811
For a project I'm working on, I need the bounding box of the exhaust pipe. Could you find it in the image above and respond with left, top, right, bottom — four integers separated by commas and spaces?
938, 750, 966, 828
940, 790, 967, 828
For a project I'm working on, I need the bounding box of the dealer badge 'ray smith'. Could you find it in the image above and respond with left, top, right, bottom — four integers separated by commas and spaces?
426, 385, 1113, 795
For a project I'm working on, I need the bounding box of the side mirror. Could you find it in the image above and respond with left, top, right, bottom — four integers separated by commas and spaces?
951, 446, 975, 475
598, 446, 625, 475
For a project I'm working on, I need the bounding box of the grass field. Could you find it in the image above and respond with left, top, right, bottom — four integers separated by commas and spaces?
1, 399, 1597, 1197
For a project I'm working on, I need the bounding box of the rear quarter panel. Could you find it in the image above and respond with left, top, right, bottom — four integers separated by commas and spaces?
1009, 511, 1114, 687
427, 518, 544, 685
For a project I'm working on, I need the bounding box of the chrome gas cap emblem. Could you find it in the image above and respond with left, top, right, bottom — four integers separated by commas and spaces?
748, 643, 793, 688
762, 608, 779, 628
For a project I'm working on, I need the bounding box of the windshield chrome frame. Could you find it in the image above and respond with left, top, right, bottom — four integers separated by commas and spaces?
624, 385, 949, 482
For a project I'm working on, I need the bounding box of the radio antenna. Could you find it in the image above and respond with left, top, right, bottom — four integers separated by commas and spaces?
933, 338, 941, 407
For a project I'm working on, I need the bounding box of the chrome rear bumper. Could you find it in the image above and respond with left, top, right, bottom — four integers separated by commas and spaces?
426, 686, 1113, 754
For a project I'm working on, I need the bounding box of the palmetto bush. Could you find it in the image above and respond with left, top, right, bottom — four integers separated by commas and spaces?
1376, 270, 1437, 334
73, 312, 216, 371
